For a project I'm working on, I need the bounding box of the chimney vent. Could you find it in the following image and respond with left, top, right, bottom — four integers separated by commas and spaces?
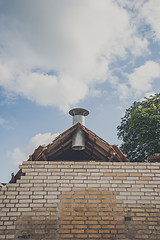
69, 108, 89, 150
69, 108, 89, 126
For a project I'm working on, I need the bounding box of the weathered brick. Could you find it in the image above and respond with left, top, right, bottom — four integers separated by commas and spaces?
1, 161, 160, 240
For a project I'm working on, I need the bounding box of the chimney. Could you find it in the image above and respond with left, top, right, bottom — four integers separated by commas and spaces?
69, 108, 89, 150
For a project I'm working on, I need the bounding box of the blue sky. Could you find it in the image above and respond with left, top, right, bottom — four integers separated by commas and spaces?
0, 0, 160, 182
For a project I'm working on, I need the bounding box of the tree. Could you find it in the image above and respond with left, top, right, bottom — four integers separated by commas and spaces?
117, 94, 160, 162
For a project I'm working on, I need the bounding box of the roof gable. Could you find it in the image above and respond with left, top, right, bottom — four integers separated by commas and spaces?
30, 123, 129, 162
9, 123, 129, 183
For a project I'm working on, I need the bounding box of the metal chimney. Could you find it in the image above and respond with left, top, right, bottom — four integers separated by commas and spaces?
69, 108, 89, 150
69, 108, 89, 126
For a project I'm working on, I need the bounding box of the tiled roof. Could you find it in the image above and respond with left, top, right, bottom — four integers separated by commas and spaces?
0, 183, 6, 188
9, 123, 129, 183
147, 153, 160, 162
30, 123, 129, 162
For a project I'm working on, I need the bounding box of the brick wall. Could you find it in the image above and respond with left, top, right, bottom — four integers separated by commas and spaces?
0, 161, 160, 239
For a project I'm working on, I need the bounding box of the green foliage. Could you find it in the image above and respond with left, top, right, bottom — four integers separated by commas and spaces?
117, 94, 160, 162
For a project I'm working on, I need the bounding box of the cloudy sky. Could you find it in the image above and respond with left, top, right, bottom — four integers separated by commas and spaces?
0, 0, 160, 182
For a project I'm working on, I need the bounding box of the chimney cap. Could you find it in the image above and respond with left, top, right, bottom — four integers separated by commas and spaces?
69, 108, 89, 117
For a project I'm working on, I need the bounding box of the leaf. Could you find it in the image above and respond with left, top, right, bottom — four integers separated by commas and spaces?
117, 93, 160, 162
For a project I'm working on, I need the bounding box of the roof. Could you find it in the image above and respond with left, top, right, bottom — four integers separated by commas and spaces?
29, 123, 129, 162
0, 183, 6, 188
147, 153, 160, 162
9, 123, 129, 183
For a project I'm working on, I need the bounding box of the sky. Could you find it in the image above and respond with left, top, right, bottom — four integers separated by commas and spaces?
0, 0, 160, 182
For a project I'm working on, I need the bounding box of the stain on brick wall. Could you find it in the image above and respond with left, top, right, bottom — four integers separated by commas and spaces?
0, 161, 160, 239
59, 188, 125, 239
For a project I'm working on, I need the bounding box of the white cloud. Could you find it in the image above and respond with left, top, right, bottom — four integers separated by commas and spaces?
0, 0, 149, 110
141, 0, 160, 42
115, 0, 146, 10
8, 132, 59, 165
144, 92, 156, 98
140, 91, 156, 102
117, 83, 131, 99
128, 61, 160, 95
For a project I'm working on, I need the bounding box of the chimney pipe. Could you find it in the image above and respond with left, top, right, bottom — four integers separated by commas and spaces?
69, 108, 89, 126
69, 108, 89, 150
